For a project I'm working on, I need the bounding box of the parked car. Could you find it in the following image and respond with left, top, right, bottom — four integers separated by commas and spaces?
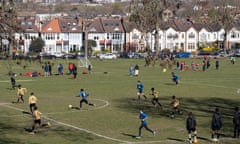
175, 52, 191, 58
234, 52, 240, 57
99, 53, 117, 59
52, 52, 64, 58
39, 53, 56, 59
62, 53, 76, 59
128, 52, 144, 59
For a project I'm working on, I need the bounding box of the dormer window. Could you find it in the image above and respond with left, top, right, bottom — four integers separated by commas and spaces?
47, 27, 52, 31
114, 27, 119, 31
90, 28, 96, 32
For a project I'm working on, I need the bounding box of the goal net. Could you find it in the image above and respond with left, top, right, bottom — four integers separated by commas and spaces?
78, 57, 92, 68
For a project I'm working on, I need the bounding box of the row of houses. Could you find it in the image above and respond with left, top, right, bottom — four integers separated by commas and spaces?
2, 15, 240, 55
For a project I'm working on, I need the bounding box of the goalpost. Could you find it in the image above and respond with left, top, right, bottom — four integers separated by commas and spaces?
78, 57, 92, 68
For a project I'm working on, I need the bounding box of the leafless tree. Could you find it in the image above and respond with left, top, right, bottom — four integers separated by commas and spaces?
0, 0, 20, 56
129, 0, 168, 54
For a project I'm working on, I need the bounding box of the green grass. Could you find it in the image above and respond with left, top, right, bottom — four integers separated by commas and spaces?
0, 57, 240, 144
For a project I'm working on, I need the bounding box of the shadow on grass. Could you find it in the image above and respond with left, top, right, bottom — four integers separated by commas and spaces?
53, 127, 100, 143
167, 137, 185, 142
121, 133, 136, 138
164, 83, 177, 86
0, 122, 25, 144
114, 96, 240, 138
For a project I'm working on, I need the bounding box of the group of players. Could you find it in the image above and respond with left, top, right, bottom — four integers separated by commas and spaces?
9, 68, 239, 143
12, 78, 95, 134
12, 82, 51, 134
136, 79, 240, 143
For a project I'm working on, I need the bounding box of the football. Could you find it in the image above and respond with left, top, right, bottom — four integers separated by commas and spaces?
193, 139, 198, 144
68, 104, 72, 109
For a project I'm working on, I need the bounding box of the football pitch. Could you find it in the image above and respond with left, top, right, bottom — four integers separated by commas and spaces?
0, 57, 239, 144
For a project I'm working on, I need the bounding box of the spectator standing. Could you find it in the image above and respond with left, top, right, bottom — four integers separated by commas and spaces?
233, 106, 240, 138
88, 64, 92, 74
72, 64, 77, 80
186, 112, 198, 144
230, 56, 236, 64
215, 60, 219, 70
134, 64, 139, 76
10, 76, 16, 89
44, 62, 49, 77
58, 64, 63, 76
211, 108, 222, 142
129, 64, 133, 77
48, 62, 52, 76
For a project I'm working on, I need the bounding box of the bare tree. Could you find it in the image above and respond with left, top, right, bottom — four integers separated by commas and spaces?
129, 0, 168, 54
0, 0, 20, 57
216, 0, 238, 55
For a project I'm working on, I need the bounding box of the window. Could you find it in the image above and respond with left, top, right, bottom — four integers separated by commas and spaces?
94, 36, 99, 40
213, 34, 217, 39
188, 43, 195, 50
167, 33, 173, 39
231, 32, 236, 38
200, 33, 207, 41
188, 32, 195, 39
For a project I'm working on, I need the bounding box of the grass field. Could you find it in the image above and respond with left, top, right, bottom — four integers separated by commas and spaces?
0, 57, 240, 144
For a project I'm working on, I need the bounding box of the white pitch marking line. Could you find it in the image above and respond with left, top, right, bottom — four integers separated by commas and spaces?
1, 103, 181, 144
0, 103, 131, 144
0, 79, 33, 83
182, 81, 238, 90
46, 98, 110, 115
0, 98, 109, 116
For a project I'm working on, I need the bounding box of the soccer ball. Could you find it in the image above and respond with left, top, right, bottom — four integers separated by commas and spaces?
193, 139, 198, 144
163, 68, 167, 72
68, 104, 72, 109
169, 114, 175, 118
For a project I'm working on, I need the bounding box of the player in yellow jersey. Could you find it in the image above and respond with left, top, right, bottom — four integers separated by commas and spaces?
170, 95, 182, 118
29, 106, 51, 134
28, 92, 37, 113
150, 88, 162, 109
16, 84, 27, 103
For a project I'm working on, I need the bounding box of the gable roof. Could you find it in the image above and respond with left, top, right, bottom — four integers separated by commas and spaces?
122, 20, 137, 32
87, 18, 105, 33
59, 18, 83, 33
101, 18, 125, 33
19, 18, 38, 33
41, 19, 61, 33
173, 19, 193, 32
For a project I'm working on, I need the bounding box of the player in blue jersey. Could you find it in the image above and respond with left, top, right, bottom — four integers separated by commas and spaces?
171, 72, 179, 85
136, 110, 156, 139
79, 89, 95, 109
137, 81, 147, 101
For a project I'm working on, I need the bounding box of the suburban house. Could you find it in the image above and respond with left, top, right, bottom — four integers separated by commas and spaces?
13, 15, 240, 55
87, 17, 125, 53
149, 19, 240, 53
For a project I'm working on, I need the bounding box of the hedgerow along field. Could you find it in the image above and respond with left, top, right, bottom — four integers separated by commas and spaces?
0, 57, 239, 144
